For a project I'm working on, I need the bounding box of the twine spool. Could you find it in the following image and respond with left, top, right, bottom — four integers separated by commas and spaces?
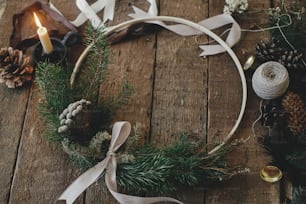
252, 61, 289, 100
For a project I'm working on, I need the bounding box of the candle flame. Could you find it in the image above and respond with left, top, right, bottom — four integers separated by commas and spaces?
33, 12, 42, 28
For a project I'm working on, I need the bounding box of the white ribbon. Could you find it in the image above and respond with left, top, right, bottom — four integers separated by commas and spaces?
49, 0, 241, 56
58, 121, 183, 204
49, 0, 116, 28
128, 2, 241, 56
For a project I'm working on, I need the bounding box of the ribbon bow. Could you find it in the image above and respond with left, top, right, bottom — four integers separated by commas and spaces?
129, 1, 241, 56
58, 121, 183, 204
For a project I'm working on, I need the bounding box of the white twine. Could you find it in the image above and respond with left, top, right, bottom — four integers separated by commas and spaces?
252, 61, 289, 100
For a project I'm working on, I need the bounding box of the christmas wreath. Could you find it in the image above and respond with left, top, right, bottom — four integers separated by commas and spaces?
33, 15, 248, 202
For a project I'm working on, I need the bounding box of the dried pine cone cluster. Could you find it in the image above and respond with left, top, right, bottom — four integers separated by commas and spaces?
282, 91, 306, 136
256, 39, 305, 70
58, 99, 91, 133
0, 47, 34, 88
261, 100, 285, 127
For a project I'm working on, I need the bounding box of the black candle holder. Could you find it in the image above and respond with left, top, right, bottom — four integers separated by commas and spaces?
33, 31, 81, 64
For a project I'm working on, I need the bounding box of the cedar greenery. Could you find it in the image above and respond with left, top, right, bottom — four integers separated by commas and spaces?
74, 25, 110, 103
36, 25, 241, 196
117, 135, 242, 195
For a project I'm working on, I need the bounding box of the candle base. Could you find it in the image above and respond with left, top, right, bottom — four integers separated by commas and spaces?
33, 38, 67, 64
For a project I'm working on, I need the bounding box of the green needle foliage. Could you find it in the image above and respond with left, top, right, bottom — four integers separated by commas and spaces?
35, 25, 132, 145
36, 62, 72, 112
117, 135, 240, 195
35, 25, 240, 195
74, 25, 110, 103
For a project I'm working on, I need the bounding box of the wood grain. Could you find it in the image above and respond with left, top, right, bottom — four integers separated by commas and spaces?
6, 1, 83, 203
86, 0, 155, 203
206, 0, 280, 203
0, 0, 286, 203
0, 1, 34, 202
151, 0, 208, 203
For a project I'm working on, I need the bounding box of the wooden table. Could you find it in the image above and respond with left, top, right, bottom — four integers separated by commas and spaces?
0, 0, 282, 203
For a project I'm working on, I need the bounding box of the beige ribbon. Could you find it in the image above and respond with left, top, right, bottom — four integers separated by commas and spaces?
58, 121, 183, 204
50, 0, 241, 56
128, 3, 241, 56
49, 0, 116, 28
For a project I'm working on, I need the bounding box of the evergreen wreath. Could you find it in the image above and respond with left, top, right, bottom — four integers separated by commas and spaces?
35, 24, 247, 196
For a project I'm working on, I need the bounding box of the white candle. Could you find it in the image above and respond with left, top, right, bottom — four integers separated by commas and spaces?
33, 12, 53, 54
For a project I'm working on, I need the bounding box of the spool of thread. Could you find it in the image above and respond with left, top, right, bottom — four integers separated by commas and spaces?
252, 61, 289, 100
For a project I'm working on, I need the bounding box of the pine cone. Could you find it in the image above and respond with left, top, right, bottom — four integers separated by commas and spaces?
261, 100, 285, 127
279, 50, 305, 70
255, 39, 306, 71
0, 47, 34, 88
282, 91, 306, 136
255, 38, 284, 62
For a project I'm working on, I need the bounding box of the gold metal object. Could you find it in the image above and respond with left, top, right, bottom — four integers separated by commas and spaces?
260, 166, 283, 183
243, 55, 255, 70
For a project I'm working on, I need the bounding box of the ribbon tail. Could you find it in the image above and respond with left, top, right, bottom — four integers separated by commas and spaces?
57, 158, 109, 204
199, 15, 241, 56
199, 44, 229, 56
128, 6, 153, 19
76, 0, 102, 28
129, 7, 241, 56
109, 190, 184, 204
147, 0, 158, 16
49, 2, 64, 16
72, 0, 107, 27
103, 0, 116, 22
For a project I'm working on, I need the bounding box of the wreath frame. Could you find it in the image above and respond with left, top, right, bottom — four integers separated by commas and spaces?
34, 15, 251, 203
71, 16, 248, 154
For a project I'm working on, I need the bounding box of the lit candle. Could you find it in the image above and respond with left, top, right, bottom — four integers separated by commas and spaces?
33, 12, 53, 54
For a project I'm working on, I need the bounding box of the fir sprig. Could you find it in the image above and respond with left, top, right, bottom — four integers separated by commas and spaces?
74, 25, 110, 103
117, 135, 239, 195
35, 26, 133, 146
36, 62, 72, 112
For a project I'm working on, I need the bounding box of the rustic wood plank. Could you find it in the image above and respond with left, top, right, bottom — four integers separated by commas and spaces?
206, 0, 281, 203
151, 0, 208, 144
7, 1, 83, 203
0, 1, 33, 202
86, 0, 156, 203
151, 0, 208, 203
0, 0, 5, 20
0, 87, 30, 203
9, 86, 84, 204
0, 0, 286, 203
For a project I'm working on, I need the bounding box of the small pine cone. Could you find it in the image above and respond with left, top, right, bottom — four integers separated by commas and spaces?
0, 47, 34, 88
282, 91, 306, 136
261, 100, 285, 127
255, 38, 284, 62
279, 50, 305, 70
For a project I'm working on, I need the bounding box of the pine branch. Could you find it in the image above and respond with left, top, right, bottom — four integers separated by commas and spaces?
117, 135, 239, 195
38, 101, 62, 142
36, 62, 72, 112
62, 138, 94, 170
73, 25, 110, 103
